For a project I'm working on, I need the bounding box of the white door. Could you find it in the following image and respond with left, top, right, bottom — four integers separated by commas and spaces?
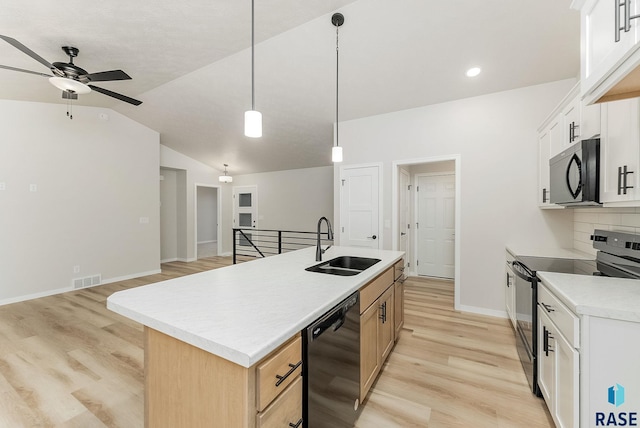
340, 165, 380, 249
233, 185, 257, 248
416, 174, 455, 278
398, 168, 410, 261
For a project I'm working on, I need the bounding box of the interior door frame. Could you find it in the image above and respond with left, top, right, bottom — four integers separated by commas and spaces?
413, 171, 455, 279
337, 162, 384, 249
391, 155, 461, 310
194, 183, 222, 260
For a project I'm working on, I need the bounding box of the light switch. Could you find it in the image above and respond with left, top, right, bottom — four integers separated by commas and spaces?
0, 182, 5, 191
139, 217, 150, 224
29, 184, 37, 192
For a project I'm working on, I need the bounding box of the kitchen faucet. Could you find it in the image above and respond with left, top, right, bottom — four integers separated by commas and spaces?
316, 216, 334, 261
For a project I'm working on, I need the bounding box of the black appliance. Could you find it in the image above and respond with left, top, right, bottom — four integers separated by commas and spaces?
512, 229, 640, 396
302, 291, 360, 428
549, 137, 601, 206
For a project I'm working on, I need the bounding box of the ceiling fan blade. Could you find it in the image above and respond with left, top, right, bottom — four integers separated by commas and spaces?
0, 64, 51, 77
62, 91, 78, 100
88, 85, 142, 106
0, 35, 56, 70
86, 69, 132, 82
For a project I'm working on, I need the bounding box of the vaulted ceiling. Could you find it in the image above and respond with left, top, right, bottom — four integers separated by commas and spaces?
0, 0, 579, 174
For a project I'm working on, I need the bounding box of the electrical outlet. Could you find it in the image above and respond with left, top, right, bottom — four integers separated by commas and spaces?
139, 217, 149, 224
29, 184, 37, 192
73, 265, 80, 274
0, 182, 5, 190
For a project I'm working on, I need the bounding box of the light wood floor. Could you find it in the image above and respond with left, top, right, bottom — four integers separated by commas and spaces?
0, 259, 553, 427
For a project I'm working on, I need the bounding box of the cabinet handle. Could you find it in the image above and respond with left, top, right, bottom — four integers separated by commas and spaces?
618, 165, 635, 195
617, 0, 640, 42
275, 360, 302, 387
542, 188, 547, 203
541, 302, 555, 313
616, 0, 623, 42
543, 326, 554, 357
569, 122, 579, 142
289, 418, 303, 428
379, 302, 387, 323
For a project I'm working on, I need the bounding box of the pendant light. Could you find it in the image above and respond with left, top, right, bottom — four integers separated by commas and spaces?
219, 164, 233, 183
332, 13, 344, 163
244, 0, 262, 138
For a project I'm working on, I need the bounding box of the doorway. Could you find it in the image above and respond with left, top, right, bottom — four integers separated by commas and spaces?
392, 156, 461, 309
195, 185, 220, 259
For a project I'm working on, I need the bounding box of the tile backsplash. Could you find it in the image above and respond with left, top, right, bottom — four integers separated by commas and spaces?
574, 207, 640, 256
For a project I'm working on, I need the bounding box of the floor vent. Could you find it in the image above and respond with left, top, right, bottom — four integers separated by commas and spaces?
73, 274, 102, 289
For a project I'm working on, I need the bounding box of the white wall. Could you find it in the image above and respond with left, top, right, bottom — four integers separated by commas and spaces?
197, 186, 217, 242
159, 145, 223, 260
229, 166, 334, 233
160, 168, 178, 262
574, 207, 640, 255
0, 100, 160, 304
334, 79, 577, 315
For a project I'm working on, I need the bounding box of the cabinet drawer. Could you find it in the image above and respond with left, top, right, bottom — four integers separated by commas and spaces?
394, 259, 405, 281
538, 284, 579, 348
360, 267, 394, 314
256, 335, 302, 411
257, 375, 303, 428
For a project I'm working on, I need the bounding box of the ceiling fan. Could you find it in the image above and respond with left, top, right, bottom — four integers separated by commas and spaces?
0, 35, 142, 106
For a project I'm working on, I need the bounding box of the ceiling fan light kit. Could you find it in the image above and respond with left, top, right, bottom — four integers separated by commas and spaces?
331, 12, 344, 163
244, 0, 262, 138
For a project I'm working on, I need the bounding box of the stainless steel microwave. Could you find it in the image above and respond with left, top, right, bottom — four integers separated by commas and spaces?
549, 138, 601, 206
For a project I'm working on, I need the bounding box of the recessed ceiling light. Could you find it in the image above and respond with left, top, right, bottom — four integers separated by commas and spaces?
466, 67, 481, 77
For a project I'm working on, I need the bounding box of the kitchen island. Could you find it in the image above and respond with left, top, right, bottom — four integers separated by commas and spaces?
107, 246, 404, 427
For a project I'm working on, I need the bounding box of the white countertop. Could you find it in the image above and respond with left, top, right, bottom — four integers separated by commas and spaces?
537, 271, 640, 323
107, 246, 404, 368
506, 245, 593, 260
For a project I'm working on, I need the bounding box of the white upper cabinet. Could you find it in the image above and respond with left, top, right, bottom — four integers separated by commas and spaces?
599, 98, 640, 205
579, 0, 640, 104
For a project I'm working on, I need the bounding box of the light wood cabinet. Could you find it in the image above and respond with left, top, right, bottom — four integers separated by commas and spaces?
359, 265, 396, 403
393, 259, 405, 339
145, 328, 302, 428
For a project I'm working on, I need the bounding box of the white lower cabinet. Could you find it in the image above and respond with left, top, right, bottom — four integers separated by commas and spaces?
538, 283, 579, 428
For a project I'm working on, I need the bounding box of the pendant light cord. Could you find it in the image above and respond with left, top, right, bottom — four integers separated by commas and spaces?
335, 22, 339, 148
251, 0, 255, 111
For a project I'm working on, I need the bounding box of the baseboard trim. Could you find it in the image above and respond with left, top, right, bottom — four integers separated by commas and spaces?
161, 257, 178, 263
457, 304, 508, 319
0, 268, 162, 307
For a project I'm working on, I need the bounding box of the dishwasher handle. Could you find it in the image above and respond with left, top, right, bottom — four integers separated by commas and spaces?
308, 292, 358, 341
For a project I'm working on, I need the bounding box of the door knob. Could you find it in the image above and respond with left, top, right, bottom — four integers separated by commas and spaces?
367, 235, 377, 240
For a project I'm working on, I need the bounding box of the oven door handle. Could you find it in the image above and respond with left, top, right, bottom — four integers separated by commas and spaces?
511, 261, 534, 282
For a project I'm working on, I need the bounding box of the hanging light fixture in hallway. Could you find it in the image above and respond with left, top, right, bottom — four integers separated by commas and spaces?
219, 164, 233, 183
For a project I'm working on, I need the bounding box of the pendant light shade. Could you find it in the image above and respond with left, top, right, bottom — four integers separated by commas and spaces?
219, 164, 233, 183
244, 110, 262, 138
244, 0, 262, 138
332, 13, 344, 163
332, 146, 343, 163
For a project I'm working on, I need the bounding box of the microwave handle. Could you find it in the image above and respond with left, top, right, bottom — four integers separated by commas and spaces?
566, 153, 583, 199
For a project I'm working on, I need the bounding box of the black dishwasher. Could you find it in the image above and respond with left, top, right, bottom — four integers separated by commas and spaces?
302, 291, 361, 428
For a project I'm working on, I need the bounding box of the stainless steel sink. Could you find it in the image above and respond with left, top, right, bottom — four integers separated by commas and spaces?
305, 256, 382, 276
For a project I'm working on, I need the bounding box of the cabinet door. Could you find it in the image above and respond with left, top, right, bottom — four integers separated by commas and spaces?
582, 0, 640, 96
538, 309, 556, 408
600, 98, 640, 204
549, 116, 564, 158
360, 302, 379, 402
581, 100, 601, 140
378, 287, 395, 363
555, 331, 579, 428
563, 96, 581, 151
394, 280, 404, 340
538, 129, 552, 206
